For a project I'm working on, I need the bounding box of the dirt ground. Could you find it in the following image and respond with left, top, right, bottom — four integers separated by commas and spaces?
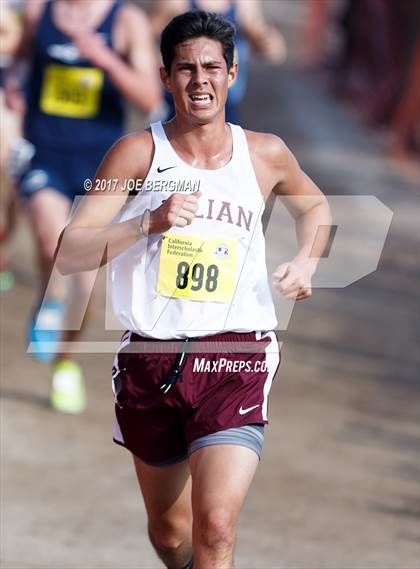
1, 3, 419, 569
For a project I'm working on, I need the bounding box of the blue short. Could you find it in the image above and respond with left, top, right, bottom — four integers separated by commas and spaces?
19, 144, 110, 201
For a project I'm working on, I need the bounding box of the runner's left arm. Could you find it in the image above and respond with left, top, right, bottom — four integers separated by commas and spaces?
251, 132, 331, 300
4, 0, 45, 114
0, 5, 23, 57
235, 0, 286, 64
73, 4, 162, 113
272, 138, 331, 300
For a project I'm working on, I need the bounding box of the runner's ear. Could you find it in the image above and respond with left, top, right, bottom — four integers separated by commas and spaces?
228, 63, 238, 87
160, 66, 171, 92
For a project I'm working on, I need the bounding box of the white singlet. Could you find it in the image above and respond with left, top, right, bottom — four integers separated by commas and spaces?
111, 121, 277, 339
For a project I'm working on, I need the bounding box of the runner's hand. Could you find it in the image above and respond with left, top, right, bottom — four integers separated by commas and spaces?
148, 192, 201, 234
4, 78, 26, 115
72, 33, 115, 70
272, 259, 316, 301
253, 26, 286, 65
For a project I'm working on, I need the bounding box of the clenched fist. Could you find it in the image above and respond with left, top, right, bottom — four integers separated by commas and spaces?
272, 258, 317, 301
148, 192, 201, 234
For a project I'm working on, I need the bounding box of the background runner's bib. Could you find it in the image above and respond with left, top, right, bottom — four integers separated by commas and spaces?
40, 64, 104, 118
111, 121, 277, 339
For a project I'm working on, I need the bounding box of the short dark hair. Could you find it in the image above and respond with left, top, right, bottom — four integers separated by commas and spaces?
160, 10, 236, 72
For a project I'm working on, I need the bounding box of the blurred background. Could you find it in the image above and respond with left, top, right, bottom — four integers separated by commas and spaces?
1, 1, 419, 568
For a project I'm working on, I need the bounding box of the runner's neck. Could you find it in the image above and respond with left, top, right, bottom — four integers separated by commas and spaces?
164, 119, 233, 170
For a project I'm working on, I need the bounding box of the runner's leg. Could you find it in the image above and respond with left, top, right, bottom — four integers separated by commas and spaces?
59, 268, 98, 356
189, 444, 259, 568
27, 187, 91, 412
133, 455, 193, 569
26, 187, 70, 299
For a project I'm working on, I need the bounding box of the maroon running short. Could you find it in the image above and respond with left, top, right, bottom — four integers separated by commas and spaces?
112, 330, 280, 465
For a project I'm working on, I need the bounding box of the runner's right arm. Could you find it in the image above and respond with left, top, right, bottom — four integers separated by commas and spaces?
235, 0, 286, 64
56, 132, 200, 274
0, 5, 23, 57
149, 0, 187, 36
4, 1, 45, 114
73, 4, 162, 113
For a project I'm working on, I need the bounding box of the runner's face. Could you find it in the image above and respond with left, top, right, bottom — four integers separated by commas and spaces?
162, 37, 236, 123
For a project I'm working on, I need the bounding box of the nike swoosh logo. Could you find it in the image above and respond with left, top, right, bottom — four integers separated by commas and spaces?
239, 404, 260, 415
157, 165, 177, 173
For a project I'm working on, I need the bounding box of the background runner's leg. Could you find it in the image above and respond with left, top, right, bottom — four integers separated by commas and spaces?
189, 444, 259, 569
27, 188, 70, 299
26, 188, 70, 363
133, 455, 193, 569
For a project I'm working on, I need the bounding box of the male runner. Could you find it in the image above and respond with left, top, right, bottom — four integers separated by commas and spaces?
6, 0, 162, 413
57, 11, 331, 568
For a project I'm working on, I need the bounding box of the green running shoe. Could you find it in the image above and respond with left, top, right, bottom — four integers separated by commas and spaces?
0, 269, 15, 292
50, 360, 86, 414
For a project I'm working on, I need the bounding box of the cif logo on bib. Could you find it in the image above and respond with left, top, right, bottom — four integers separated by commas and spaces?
214, 244, 230, 259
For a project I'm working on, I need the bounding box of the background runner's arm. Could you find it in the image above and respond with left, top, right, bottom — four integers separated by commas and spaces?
73, 5, 162, 113
150, 0, 186, 36
235, 0, 286, 64
4, 1, 45, 113
0, 5, 23, 57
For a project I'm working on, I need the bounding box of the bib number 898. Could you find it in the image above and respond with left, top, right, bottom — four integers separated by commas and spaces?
176, 262, 219, 293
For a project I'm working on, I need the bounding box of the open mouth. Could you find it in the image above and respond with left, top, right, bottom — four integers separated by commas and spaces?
189, 93, 213, 105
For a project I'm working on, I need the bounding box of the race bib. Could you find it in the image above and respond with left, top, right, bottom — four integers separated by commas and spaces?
40, 64, 104, 118
157, 234, 238, 303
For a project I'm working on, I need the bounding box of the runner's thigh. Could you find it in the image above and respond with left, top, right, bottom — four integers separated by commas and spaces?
189, 444, 259, 516
133, 455, 192, 525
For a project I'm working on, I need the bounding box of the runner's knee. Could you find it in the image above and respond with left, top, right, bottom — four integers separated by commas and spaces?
148, 517, 191, 555
195, 507, 236, 551
37, 230, 61, 263
29, 211, 63, 263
